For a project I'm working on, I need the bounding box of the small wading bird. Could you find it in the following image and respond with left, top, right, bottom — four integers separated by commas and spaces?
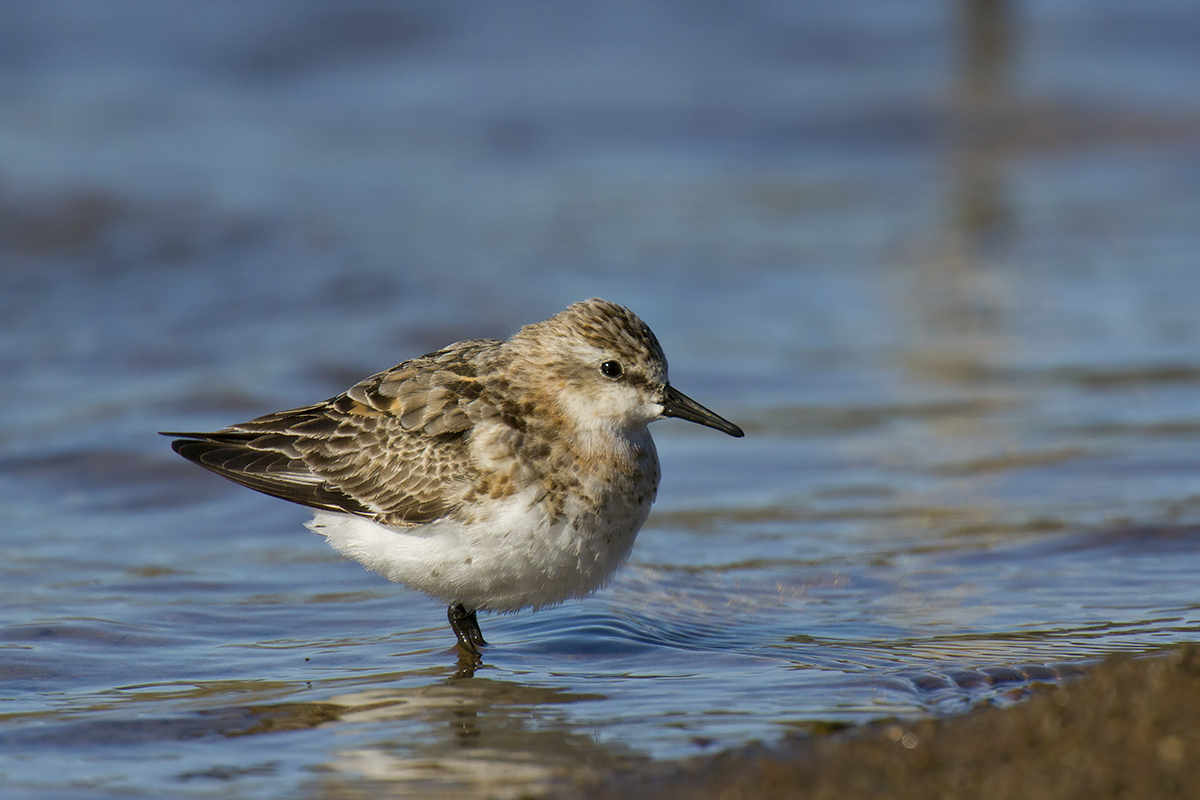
164, 298, 743, 661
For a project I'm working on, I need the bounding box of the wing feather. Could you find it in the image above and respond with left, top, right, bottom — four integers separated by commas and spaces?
164, 339, 504, 525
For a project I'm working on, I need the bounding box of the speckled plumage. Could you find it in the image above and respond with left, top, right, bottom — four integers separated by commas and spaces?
165, 298, 743, 657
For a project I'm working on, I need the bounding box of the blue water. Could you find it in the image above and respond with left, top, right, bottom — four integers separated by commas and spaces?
3, 2, 1200, 798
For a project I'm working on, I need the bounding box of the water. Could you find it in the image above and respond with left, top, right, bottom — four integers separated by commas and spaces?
3, 1, 1200, 798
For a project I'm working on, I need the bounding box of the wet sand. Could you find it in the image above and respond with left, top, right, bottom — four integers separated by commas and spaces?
563, 645, 1200, 799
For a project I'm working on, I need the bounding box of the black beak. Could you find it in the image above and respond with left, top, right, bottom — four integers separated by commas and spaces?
661, 384, 744, 437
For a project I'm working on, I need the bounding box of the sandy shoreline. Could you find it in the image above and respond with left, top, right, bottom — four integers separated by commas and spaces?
559, 645, 1200, 799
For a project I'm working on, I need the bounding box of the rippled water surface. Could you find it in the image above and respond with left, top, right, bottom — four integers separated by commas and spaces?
3, 2, 1200, 798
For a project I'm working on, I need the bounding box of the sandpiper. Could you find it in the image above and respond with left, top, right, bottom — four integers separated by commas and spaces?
164, 298, 743, 659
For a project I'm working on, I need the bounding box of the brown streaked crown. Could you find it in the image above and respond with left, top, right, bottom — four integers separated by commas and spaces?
510, 298, 669, 384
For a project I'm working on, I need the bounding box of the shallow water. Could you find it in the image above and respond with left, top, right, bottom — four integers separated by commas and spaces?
3, 2, 1200, 798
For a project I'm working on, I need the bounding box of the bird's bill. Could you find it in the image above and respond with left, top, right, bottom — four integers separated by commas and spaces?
661, 384, 744, 437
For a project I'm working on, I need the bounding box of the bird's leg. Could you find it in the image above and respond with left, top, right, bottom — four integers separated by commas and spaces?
448, 603, 484, 658
465, 609, 488, 648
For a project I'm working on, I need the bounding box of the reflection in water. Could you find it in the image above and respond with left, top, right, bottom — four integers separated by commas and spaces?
454, 649, 482, 680
909, 0, 1016, 381
0, 671, 627, 800
305, 676, 627, 800
954, 0, 1016, 250
914, 0, 1017, 358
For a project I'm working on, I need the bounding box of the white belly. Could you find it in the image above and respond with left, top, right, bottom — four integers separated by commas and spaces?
306, 482, 653, 612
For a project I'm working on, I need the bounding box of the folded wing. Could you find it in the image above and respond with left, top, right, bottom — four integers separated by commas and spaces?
165, 340, 501, 526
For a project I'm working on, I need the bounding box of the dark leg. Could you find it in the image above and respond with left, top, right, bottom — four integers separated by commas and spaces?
448, 603, 485, 658
465, 609, 488, 648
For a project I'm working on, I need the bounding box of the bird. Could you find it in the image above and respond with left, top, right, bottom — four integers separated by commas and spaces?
163, 298, 743, 659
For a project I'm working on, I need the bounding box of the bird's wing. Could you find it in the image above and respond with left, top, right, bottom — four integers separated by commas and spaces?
165, 340, 504, 526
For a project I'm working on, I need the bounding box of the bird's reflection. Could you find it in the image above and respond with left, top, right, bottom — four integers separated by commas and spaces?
452, 648, 482, 680
289, 661, 629, 799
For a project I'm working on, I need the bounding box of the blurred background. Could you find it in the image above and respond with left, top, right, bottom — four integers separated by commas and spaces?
2, 1, 1199, 798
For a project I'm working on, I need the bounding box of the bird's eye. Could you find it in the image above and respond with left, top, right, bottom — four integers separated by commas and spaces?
599, 360, 623, 379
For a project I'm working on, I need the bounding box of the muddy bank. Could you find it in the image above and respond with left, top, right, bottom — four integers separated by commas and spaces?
561, 645, 1200, 800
